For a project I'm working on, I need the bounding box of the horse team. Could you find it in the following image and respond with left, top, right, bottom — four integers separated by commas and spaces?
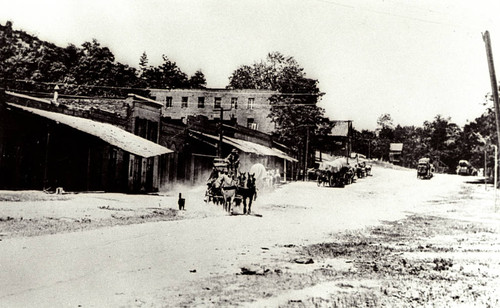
205, 171, 257, 215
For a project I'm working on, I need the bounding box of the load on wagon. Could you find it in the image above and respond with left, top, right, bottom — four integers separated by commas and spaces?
316, 157, 354, 187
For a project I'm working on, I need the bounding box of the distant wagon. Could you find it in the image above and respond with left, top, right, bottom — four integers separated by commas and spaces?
316, 157, 354, 187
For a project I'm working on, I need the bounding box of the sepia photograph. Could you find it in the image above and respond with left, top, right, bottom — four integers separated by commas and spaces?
1, 0, 500, 306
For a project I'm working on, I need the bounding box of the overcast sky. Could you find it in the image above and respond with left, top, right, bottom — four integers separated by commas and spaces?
1, 0, 499, 130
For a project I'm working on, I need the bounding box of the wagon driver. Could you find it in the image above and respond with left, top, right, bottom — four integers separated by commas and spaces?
226, 148, 240, 177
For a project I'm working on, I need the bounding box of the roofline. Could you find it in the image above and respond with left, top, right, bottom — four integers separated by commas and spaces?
148, 88, 279, 94
7, 103, 173, 157
5, 91, 52, 105
128, 93, 163, 107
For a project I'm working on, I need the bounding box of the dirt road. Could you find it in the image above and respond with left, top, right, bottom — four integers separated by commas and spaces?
0, 166, 498, 307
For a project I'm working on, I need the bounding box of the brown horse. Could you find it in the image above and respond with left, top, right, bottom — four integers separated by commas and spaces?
237, 172, 257, 214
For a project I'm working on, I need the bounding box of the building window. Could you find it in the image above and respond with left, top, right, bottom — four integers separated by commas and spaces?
181, 97, 188, 108
247, 118, 258, 130
214, 97, 221, 109
198, 97, 205, 108
247, 97, 255, 110
166, 96, 172, 108
231, 97, 238, 109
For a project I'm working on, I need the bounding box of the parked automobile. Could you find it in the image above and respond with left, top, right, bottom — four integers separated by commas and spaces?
417, 158, 434, 179
456, 160, 478, 176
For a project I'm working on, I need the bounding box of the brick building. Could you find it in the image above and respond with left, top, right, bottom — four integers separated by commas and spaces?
149, 88, 278, 134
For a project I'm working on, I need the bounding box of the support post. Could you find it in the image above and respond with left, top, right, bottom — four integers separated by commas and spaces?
303, 126, 309, 181
43, 129, 50, 190
283, 158, 287, 183
217, 108, 223, 157
485, 149, 488, 190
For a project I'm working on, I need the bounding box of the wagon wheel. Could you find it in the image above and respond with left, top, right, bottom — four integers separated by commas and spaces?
328, 175, 334, 187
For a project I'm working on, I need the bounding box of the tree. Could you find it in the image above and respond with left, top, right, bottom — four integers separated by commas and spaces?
228, 52, 332, 174
461, 107, 497, 174
65, 39, 117, 95
142, 55, 189, 89
139, 51, 148, 74
373, 114, 395, 161
189, 70, 206, 89
377, 113, 394, 129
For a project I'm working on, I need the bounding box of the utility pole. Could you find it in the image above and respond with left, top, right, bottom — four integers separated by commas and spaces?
484, 31, 500, 146
368, 139, 371, 160
483, 31, 500, 182
216, 107, 232, 158
346, 120, 352, 164
217, 108, 223, 157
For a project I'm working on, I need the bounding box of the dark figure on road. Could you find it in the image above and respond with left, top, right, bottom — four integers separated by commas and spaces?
178, 193, 185, 210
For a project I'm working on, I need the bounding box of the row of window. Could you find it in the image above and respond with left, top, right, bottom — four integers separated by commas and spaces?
165, 96, 255, 109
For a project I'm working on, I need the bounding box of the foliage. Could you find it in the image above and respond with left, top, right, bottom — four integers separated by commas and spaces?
228, 52, 332, 158
352, 109, 499, 174
0, 21, 205, 97
188, 70, 206, 89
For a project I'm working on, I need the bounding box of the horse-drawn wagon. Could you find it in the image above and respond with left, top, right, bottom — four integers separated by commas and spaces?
316, 157, 354, 187
205, 158, 229, 204
204, 157, 257, 214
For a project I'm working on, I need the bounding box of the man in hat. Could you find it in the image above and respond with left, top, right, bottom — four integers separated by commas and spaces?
226, 149, 240, 177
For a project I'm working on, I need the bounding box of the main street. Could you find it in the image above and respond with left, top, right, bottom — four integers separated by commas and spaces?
0, 165, 496, 307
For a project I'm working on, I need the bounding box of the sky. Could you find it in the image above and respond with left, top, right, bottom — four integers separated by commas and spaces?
1, 0, 500, 131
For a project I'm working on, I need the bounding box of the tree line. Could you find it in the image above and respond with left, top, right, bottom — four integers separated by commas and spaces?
0, 21, 206, 97
352, 109, 497, 174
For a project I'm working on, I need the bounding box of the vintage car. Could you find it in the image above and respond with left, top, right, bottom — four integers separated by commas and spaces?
456, 160, 477, 176
417, 157, 434, 179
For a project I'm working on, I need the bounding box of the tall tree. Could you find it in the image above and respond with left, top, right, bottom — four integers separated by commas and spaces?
139, 51, 148, 73
373, 113, 395, 161
189, 70, 206, 89
142, 55, 189, 89
228, 52, 332, 172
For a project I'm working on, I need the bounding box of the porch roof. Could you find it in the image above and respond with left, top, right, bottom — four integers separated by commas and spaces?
190, 130, 297, 162
8, 103, 173, 158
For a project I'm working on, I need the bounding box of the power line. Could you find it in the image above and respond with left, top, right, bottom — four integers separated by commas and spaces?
0, 78, 324, 97
4, 88, 324, 108
313, 0, 481, 32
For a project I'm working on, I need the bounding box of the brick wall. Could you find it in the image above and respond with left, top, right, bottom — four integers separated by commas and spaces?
149, 88, 278, 134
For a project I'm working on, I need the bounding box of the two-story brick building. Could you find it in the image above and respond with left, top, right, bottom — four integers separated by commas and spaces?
149, 88, 278, 134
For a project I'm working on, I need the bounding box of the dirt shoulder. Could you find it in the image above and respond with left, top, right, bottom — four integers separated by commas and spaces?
144, 178, 500, 307
158, 213, 500, 307
0, 188, 222, 240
